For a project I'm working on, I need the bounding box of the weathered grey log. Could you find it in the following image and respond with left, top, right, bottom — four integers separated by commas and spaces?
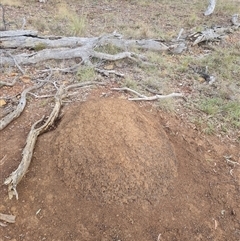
0, 40, 169, 66
0, 35, 98, 49
0, 30, 38, 38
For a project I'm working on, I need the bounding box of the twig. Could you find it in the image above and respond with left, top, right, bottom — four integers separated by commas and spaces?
0, 83, 43, 130
111, 87, 147, 98
224, 155, 240, 167
38, 62, 83, 73
0, 155, 7, 165
0, 77, 18, 88
112, 87, 184, 101
0, 4, 6, 31
95, 68, 124, 77
65, 81, 106, 92
5, 52, 25, 75
28, 92, 55, 99
129, 92, 184, 101
176, 28, 184, 41
21, 17, 26, 30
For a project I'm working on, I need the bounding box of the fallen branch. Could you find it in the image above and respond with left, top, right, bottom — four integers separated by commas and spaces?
95, 68, 124, 77
0, 83, 43, 131
129, 93, 185, 101
5, 51, 25, 75
0, 4, 6, 31
111, 87, 147, 98
0, 155, 7, 165
4, 85, 64, 200
112, 87, 185, 101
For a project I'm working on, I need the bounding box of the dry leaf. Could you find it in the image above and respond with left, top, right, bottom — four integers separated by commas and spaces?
10, 72, 18, 77
104, 64, 114, 70
0, 99, 6, 107
20, 75, 31, 83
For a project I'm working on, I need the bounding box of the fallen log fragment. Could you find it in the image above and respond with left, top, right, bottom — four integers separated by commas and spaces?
0, 30, 38, 38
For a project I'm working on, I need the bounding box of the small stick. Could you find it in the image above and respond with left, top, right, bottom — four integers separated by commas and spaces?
129, 92, 184, 101
0, 77, 18, 88
0, 4, 6, 30
0, 155, 6, 165
5, 52, 25, 75
95, 68, 124, 77
111, 87, 147, 98
176, 28, 184, 41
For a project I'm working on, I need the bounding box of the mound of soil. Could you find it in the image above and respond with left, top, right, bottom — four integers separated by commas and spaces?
1, 97, 239, 240
52, 98, 177, 204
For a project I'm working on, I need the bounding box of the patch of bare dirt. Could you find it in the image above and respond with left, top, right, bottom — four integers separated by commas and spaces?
1, 95, 240, 240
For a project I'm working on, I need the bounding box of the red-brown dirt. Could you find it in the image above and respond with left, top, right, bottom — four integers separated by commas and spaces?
1, 95, 240, 241
1, 0, 240, 240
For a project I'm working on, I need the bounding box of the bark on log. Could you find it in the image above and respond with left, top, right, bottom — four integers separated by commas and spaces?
0, 30, 38, 38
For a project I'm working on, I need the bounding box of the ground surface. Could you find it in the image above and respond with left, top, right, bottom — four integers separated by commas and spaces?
1, 0, 240, 240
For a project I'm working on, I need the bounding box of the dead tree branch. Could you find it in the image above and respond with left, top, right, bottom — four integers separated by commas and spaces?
112, 87, 185, 101
129, 93, 185, 101
5, 51, 25, 75
112, 87, 147, 98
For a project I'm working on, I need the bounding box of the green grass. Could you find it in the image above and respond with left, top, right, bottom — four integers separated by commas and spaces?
198, 97, 240, 130
77, 66, 96, 82
69, 14, 87, 36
